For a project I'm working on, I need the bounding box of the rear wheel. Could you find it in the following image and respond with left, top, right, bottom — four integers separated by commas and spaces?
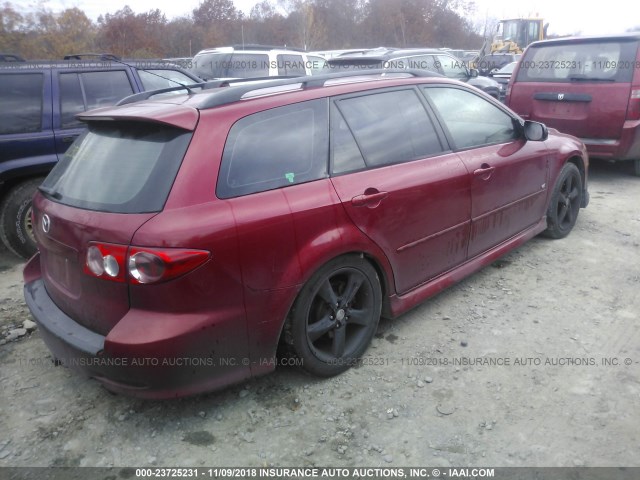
0, 178, 44, 258
289, 255, 382, 377
543, 163, 582, 239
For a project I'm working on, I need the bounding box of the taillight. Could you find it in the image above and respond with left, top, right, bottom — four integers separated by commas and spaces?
627, 89, 640, 121
84, 242, 128, 283
84, 244, 210, 285
128, 247, 210, 285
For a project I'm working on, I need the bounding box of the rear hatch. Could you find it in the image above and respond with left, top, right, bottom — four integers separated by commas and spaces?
33, 104, 196, 335
508, 37, 639, 140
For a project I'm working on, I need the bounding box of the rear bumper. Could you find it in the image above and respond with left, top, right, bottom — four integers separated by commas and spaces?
23, 254, 251, 399
582, 119, 640, 161
25, 279, 105, 355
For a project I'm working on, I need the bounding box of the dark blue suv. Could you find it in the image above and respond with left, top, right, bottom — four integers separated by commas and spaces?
0, 57, 200, 257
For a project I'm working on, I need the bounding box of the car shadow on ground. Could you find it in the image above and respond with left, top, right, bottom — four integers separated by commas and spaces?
588, 158, 638, 179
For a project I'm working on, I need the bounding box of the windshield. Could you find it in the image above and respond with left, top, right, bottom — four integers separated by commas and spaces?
497, 62, 517, 74
517, 39, 638, 82
41, 122, 192, 213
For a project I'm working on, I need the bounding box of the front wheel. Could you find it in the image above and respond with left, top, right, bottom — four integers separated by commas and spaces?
289, 255, 382, 377
543, 163, 582, 239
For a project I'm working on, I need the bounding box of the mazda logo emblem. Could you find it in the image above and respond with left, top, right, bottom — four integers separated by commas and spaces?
558, 93, 565, 101
42, 214, 51, 233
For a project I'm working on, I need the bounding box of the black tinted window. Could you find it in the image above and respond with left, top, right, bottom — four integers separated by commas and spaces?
82, 71, 134, 109
0, 73, 43, 134
517, 40, 638, 82
41, 122, 192, 213
277, 55, 306, 75
424, 87, 518, 149
217, 99, 329, 199
60, 73, 85, 128
59, 71, 134, 129
336, 89, 443, 168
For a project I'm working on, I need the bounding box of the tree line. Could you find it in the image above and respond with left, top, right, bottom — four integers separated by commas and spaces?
0, 0, 484, 59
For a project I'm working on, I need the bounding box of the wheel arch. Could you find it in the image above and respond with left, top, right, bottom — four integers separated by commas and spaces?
566, 155, 588, 207
566, 155, 585, 186
275, 249, 393, 353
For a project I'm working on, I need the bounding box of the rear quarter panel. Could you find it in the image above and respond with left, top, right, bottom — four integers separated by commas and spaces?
143, 106, 396, 375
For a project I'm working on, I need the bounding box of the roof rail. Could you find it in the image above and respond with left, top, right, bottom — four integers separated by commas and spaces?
202, 75, 299, 88
115, 69, 440, 108
115, 77, 299, 106
197, 69, 440, 109
64, 53, 121, 61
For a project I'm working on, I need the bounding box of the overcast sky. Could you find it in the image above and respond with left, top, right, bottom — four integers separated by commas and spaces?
35, 0, 640, 36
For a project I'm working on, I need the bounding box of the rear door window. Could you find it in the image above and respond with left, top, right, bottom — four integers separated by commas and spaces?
191, 52, 231, 79
82, 71, 134, 108
277, 54, 306, 76
217, 99, 329, 199
41, 122, 192, 213
424, 87, 518, 149
0, 73, 43, 134
227, 54, 269, 78
59, 73, 85, 128
517, 40, 639, 82
59, 71, 134, 128
335, 89, 444, 168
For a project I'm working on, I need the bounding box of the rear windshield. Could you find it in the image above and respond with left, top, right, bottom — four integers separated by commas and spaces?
41, 122, 192, 213
517, 39, 639, 83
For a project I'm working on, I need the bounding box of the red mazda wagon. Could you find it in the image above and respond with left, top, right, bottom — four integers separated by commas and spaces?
24, 71, 589, 398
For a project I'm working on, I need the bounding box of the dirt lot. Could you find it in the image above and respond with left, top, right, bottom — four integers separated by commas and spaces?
0, 159, 639, 470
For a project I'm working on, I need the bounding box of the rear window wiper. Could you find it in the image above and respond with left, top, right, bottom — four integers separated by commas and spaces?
568, 76, 615, 82
38, 185, 62, 199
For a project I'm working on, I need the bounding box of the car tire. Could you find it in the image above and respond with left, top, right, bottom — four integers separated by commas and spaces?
543, 163, 582, 239
289, 255, 382, 377
0, 178, 44, 258
633, 159, 640, 177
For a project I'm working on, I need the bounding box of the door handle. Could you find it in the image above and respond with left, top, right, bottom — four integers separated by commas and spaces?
473, 164, 495, 180
351, 189, 388, 208
61, 135, 79, 144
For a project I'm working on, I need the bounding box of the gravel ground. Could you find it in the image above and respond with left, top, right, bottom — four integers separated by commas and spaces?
0, 159, 639, 470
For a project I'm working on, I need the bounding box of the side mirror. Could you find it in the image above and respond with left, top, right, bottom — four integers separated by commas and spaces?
524, 120, 548, 141
469, 68, 479, 78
